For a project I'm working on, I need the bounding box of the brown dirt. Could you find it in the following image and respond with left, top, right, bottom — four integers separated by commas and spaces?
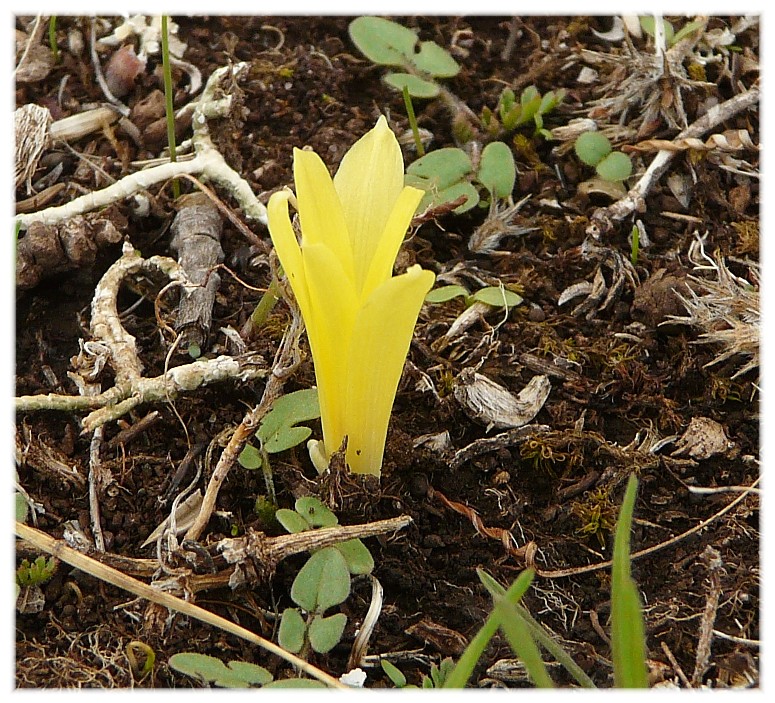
15, 15, 759, 689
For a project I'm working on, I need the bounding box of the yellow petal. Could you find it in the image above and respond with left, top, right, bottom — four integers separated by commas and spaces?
360, 185, 424, 301
343, 265, 435, 476
266, 189, 311, 318
333, 116, 405, 292
302, 242, 359, 459
293, 148, 355, 282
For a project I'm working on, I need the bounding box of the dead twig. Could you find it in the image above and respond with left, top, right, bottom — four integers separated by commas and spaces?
588, 84, 760, 237
15, 62, 267, 231
15, 244, 268, 431
183, 296, 304, 542
15, 521, 346, 688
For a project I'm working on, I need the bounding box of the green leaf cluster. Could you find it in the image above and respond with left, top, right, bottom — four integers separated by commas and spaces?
349, 17, 460, 98
425, 283, 522, 309
406, 141, 516, 214
276, 497, 374, 656
16, 555, 56, 587
483, 85, 566, 139
574, 132, 633, 183
239, 388, 320, 471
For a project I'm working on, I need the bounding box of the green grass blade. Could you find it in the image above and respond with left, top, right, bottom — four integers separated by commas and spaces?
611, 474, 648, 688
443, 568, 534, 688
480, 569, 595, 688
513, 602, 596, 688
495, 597, 554, 688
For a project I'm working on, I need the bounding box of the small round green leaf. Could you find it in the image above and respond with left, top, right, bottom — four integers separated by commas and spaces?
384, 72, 439, 98
278, 608, 307, 653
407, 147, 473, 187
264, 678, 327, 688
477, 141, 516, 199
334, 538, 374, 575
169, 653, 231, 685
471, 286, 523, 308
348, 16, 418, 66
265, 426, 312, 454
596, 151, 633, 182
574, 131, 612, 166
238, 443, 263, 470
425, 284, 470, 304
308, 612, 348, 654
226, 661, 274, 686
381, 659, 407, 687
291, 546, 351, 612
295, 496, 338, 528
275, 508, 310, 534
413, 40, 460, 77
415, 181, 479, 215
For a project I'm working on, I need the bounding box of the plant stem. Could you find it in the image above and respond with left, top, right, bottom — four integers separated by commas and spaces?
402, 85, 425, 156
48, 16, 59, 63
161, 15, 180, 199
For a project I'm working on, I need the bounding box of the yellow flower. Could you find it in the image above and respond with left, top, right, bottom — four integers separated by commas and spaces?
267, 116, 435, 477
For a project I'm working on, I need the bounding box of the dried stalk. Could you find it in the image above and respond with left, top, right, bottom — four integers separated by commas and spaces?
15, 62, 267, 231
15, 521, 345, 688
169, 192, 224, 351
588, 84, 760, 236
184, 295, 304, 542
15, 244, 268, 431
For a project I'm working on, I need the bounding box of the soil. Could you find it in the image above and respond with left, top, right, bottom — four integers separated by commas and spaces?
14, 15, 760, 689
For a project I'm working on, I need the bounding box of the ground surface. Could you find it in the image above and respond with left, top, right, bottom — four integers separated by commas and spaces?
15, 15, 759, 689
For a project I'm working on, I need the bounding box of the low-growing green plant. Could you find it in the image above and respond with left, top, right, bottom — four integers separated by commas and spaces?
239, 388, 320, 505
348, 16, 460, 99
276, 497, 374, 658
406, 140, 516, 214
639, 16, 705, 48
16, 555, 56, 587
48, 16, 59, 63
425, 283, 523, 310
169, 652, 325, 688
574, 131, 633, 183
482, 85, 566, 140
431, 474, 646, 689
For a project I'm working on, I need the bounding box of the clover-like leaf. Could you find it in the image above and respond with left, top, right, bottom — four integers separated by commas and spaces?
413, 41, 460, 77
574, 132, 612, 167
237, 443, 262, 470
308, 612, 348, 653
256, 388, 320, 454
470, 286, 523, 309
275, 508, 310, 534
291, 546, 351, 612
295, 496, 339, 528
413, 180, 480, 214
425, 284, 470, 304
169, 653, 273, 688
278, 607, 307, 654
334, 538, 374, 575
596, 151, 633, 182
384, 72, 439, 99
348, 16, 418, 65
477, 141, 516, 199
407, 148, 478, 213
349, 17, 460, 84
407, 148, 473, 187
264, 678, 327, 688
